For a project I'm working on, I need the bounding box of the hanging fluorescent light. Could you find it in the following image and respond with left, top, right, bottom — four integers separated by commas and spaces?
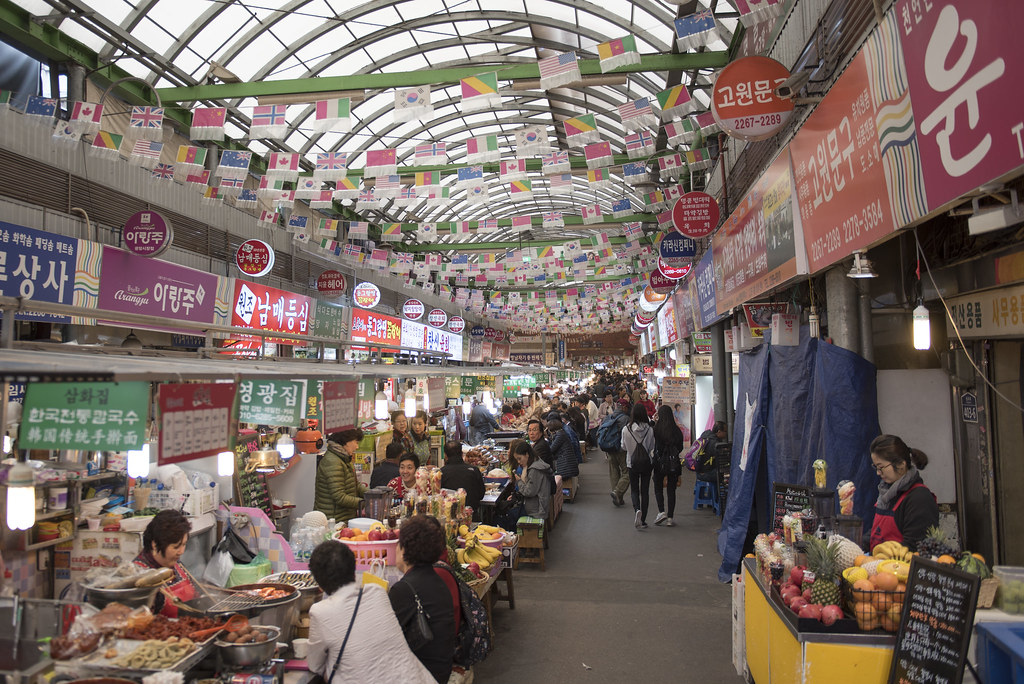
483, 391, 494, 410
462, 400, 472, 418
374, 384, 389, 420
217, 450, 235, 477
404, 383, 418, 418
422, 393, 430, 413
276, 433, 295, 460
6, 461, 35, 531
126, 442, 151, 478
2, 434, 10, 455
913, 303, 930, 350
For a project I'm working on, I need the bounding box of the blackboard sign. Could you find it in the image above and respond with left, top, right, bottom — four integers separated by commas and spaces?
771, 482, 811, 535
715, 442, 731, 518
888, 556, 980, 684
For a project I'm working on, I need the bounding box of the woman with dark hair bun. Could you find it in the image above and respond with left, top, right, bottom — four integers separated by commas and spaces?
868, 434, 939, 551
132, 510, 197, 617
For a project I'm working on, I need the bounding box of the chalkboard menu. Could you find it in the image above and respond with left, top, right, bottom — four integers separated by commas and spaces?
771, 482, 811, 535
715, 442, 731, 517
888, 556, 979, 684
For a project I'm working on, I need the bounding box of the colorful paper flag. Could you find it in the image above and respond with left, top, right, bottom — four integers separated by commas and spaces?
374, 174, 401, 198
584, 141, 613, 169
314, 152, 347, 181
413, 141, 446, 166
548, 173, 574, 194
657, 85, 694, 121
541, 150, 570, 175
542, 210, 564, 228
315, 218, 341, 235
611, 198, 633, 217
665, 118, 697, 146
259, 176, 286, 195
625, 130, 655, 159
538, 51, 580, 90
465, 183, 489, 204
685, 147, 713, 171
734, 0, 783, 28
581, 204, 603, 225
190, 107, 226, 140
394, 186, 418, 206
90, 130, 122, 158
314, 98, 351, 133
658, 152, 686, 178
417, 223, 436, 243
514, 124, 549, 156
587, 167, 611, 189
236, 189, 258, 207
364, 148, 397, 177
597, 35, 640, 73
24, 96, 56, 121
622, 221, 643, 239
509, 179, 533, 200
186, 170, 210, 188
622, 161, 649, 184
563, 114, 599, 147
455, 165, 484, 189
356, 187, 378, 209
249, 104, 288, 139
129, 106, 163, 139
394, 86, 433, 122
500, 158, 527, 182
309, 190, 334, 208
130, 139, 163, 168
694, 111, 721, 135
425, 186, 450, 206
460, 72, 500, 112
333, 177, 359, 199
258, 209, 279, 225
267, 152, 300, 180
466, 134, 499, 163
295, 177, 320, 198
70, 101, 103, 134
175, 145, 207, 173
52, 120, 81, 144
151, 163, 174, 181
274, 190, 296, 208
217, 150, 251, 179
617, 97, 657, 131
288, 214, 308, 231
347, 221, 370, 239
381, 223, 403, 242
219, 176, 246, 194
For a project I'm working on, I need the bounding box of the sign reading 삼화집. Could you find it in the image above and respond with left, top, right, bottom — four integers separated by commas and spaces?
237, 379, 308, 427
21, 382, 149, 451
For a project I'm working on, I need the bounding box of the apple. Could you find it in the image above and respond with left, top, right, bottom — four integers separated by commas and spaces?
821, 605, 843, 626
339, 527, 356, 538
790, 566, 804, 586
802, 588, 813, 603
789, 597, 809, 612
385, 529, 398, 540
798, 604, 822, 620
367, 529, 384, 541
467, 562, 481, 578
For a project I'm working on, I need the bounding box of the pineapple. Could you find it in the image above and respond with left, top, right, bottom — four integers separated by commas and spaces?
806, 537, 842, 606
917, 525, 957, 558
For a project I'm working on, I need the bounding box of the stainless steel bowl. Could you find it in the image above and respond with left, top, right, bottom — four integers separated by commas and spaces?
82, 584, 160, 609
259, 572, 323, 612
215, 626, 280, 667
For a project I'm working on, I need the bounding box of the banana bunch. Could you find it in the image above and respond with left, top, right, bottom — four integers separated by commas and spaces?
461, 524, 504, 542
463, 537, 501, 569
872, 541, 913, 562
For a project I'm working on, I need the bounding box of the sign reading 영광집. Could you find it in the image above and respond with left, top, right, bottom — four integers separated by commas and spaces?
237, 379, 308, 427
21, 382, 149, 451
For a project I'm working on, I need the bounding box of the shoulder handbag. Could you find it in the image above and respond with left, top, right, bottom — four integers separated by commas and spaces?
398, 581, 434, 651
309, 587, 363, 684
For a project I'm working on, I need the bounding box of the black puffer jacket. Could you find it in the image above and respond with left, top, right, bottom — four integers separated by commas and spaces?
547, 428, 580, 479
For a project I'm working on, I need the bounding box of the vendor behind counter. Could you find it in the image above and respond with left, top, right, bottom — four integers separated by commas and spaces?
133, 509, 201, 617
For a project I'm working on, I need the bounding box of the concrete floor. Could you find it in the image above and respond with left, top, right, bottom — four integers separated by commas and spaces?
474, 449, 749, 683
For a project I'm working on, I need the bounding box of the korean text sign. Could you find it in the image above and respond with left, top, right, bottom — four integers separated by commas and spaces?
99, 246, 217, 325
322, 381, 358, 433
237, 379, 308, 427
231, 279, 311, 343
21, 382, 149, 451
350, 308, 402, 346
157, 382, 236, 465
0, 221, 77, 322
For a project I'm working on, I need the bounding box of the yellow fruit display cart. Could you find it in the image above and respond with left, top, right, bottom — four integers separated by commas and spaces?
743, 558, 895, 683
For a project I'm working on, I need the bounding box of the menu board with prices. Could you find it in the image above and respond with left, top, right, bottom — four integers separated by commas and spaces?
322, 381, 358, 433
157, 383, 237, 466
771, 482, 811, 536
888, 557, 979, 684
21, 381, 149, 452
233, 436, 272, 518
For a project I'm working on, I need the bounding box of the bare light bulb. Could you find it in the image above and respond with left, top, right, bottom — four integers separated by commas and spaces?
422, 393, 430, 413
6, 462, 35, 531
913, 304, 930, 350
462, 401, 472, 418
218, 451, 235, 477
127, 442, 151, 478
374, 390, 389, 420
483, 391, 494, 410
404, 386, 417, 418
276, 433, 295, 460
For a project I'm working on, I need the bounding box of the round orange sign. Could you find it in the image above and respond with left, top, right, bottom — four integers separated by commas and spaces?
712, 56, 795, 142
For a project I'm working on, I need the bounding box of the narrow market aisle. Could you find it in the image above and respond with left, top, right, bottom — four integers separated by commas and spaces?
474, 449, 747, 683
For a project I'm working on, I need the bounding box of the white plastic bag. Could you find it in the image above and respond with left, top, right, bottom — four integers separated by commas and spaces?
202, 549, 234, 587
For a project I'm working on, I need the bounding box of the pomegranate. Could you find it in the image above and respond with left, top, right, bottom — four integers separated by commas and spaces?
798, 604, 822, 620
789, 597, 809, 612
790, 566, 804, 586
821, 605, 844, 626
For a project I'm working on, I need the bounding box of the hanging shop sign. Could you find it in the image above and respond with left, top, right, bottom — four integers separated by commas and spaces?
960, 392, 978, 424
427, 308, 448, 327
459, 376, 480, 396
0, 221, 78, 323
468, 338, 484, 363
305, 379, 324, 424
231, 280, 311, 344
711, 55, 795, 141
448, 316, 466, 333
743, 302, 792, 338
659, 231, 697, 266
484, 327, 498, 340
689, 249, 727, 329
492, 329, 505, 342
657, 298, 678, 345
21, 381, 149, 452
237, 379, 308, 427
445, 376, 462, 400
491, 342, 511, 361
672, 287, 693, 340
123, 210, 173, 258
350, 308, 402, 346
99, 246, 217, 327
403, 298, 425, 320
235, 239, 275, 278
649, 269, 678, 294
638, 286, 668, 313
657, 258, 692, 281
712, 151, 801, 314
316, 270, 347, 298
470, 325, 486, 337
671, 192, 720, 238
896, 0, 1024, 215
352, 281, 382, 309
157, 382, 237, 466
401, 317, 463, 361
509, 352, 543, 364
692, 331, 713, 353
426, 377, 446, 411
312, 301, 349, 341
322, 380, 358, 433
661, 376, 693, 410
944, 283, 1024, 339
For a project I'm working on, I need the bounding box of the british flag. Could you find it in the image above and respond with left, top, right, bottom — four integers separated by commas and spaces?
395, 252, 415, 266
315, 152, 347, 176
151, 163, 174, 181
542, 210, 564, 227
130, 106, 163, 130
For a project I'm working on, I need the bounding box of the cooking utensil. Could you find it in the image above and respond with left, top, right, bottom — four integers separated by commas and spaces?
188, 613, 248, 641
215, 626, 280, 667
82, 584, 160, 610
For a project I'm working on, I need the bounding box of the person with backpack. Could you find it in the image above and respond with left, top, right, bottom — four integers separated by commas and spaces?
546, 417, 580, 484
652, 405, 686, 526
696, 421, 728, 483
599, 399, 631, 506
621, 403, 656, 529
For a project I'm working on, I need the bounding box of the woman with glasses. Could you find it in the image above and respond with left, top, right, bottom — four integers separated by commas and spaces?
868, 434, 939, 551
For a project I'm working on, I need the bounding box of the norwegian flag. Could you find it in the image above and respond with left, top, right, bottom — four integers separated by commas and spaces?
543, 210, 564, 227
151, 163, 174, 181
541, 150, 570, 175
250, 104, 288, 139
618, 97, 657, 131
622, 221, 643, 238
343, 243, 362, 259
625, 130, 655, 159
309, 190, 334, 208
479, 219, 499, 232
219, 176, 246, 193
70, 101, 103, 134
267, 152, 300, 180
538, 51, 581, 89
394, 186, 418, 207
314, 152, 347, 180
413, 142, 446, 165
129, 106, 164, 139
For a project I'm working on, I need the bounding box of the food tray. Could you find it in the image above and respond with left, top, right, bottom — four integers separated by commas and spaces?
205, 583, 298, 615
63, 637, 212, 675
260, 571, 318, 590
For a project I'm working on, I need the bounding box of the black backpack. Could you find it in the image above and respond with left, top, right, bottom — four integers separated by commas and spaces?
437, 563, 492, 666
627, 425, 652, 470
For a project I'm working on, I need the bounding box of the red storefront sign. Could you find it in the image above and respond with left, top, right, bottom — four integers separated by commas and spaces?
657, 258, 692, 281
448, 316, 466, 333
671, 192, 720, 238
427, 308, 448, 327
157, 383, 236, 466
353, 282, 381, 309
316, 270, 347, 297
235, 239, 275, 278
649, 269, 678, 293
403, 299, 424, 320
322, 381, 358, 433
231, 279, 311, 344
711, 56, 795, 141
350, 308, 402, 346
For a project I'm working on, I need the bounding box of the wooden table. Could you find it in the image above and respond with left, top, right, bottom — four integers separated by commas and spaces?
470, 559, 516, 643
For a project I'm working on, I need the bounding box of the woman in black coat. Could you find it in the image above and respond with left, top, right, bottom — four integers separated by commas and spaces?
652, 405, 686, 527
546, 417, 580, 480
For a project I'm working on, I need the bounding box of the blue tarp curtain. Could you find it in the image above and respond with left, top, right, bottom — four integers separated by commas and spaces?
717, 326, 882, 582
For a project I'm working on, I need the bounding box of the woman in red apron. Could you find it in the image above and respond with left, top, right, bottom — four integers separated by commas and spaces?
868, 434, 939, 552
133, 509, 199, 617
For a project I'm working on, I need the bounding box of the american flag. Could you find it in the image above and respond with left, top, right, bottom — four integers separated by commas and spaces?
347, 221, 370, 238
618, 97, 653, 121
151, 163, 174, 181
549, 174, 573, 192
130, 106, 164, 129
375, 174, 400, 193
131, 139, 163, 160
539, 51, 579, 80
252, 104, 286, 128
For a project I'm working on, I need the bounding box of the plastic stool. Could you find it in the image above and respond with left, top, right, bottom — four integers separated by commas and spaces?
693, 479, 720, 515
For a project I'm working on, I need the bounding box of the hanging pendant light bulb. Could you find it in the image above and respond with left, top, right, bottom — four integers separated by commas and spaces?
462, 399, 472, 418
276, 432, 295, 460
422, 393, 430, 413
217, 450, 235, 477
483, 391, 494, 410
404, 382, 417, 418
6, 461, 35, 531
126, 442, 151, 478
374, 382, 389, 420
913, 303, 930, 350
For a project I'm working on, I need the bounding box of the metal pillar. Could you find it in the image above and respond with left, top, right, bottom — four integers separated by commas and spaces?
857, 279, 874, 364
825, 265, 860, 355
711, 320, 729, 429
67, 63, 86, 106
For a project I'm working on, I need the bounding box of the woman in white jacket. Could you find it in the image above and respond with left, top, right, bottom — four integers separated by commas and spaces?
307, 541, 437, 684
621, 403, 656, 529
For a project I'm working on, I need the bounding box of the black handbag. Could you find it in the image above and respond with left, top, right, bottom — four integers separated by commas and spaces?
309, 587, 363, 684
403, 586, 434, 651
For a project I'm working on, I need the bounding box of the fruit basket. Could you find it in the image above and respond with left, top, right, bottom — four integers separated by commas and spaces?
336, 538, 399, 570
842, 576, 905, 632
995, 566, 1024, 614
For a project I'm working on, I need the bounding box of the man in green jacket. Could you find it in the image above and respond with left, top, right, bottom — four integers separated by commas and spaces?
314, 428, 366, 523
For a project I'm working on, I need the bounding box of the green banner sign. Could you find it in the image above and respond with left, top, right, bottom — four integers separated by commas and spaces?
21, 381, 150, 451
237, 379, 307, 427
535, 373, 551, 384
357, 379, 376, 422
556, 371, 569, 380
459, 376, 478, 395
313, 301, 347, 340
503, 375, 537, 398
445, 376, 462, 399
305, 379, 323, 423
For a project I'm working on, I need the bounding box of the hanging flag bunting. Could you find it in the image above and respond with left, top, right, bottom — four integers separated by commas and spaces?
479, 218, 498, 232
347, 221, 370, 240
309, 190, 334, 208
259, 176, 286, 195
514, 124, 549, 156
611, 198, 633, 217
510, 179, 533, 200
509, 216, 532, 233
414, 170, 439, 196
663, 184, 686, 204
70, 101, 103, 134
250, 104, 288, 139
657, 210, 675, 231
587, 167, 612, 189
597, 35, 641, 73
202, 186, 221, 202
217, 150, 251, 179
314, 152, 347, 180
625, 130, 655, 159
356, 187, 379, 209
333, 177, 359, 198
500, 158, 527, 182
274, 190, 296, 208
24, 96, 57, 123
735, 0, 784, 28
658, 153, 686, 179
693, 111, 721, 135
380, 223, 403, 242
684, 147, 713, 171
236, 189, 258, 207
548, 173, 574, 194
455, 165, 484, 189
617, 97, 657, 131
645, 189, 666, 211
394, 186, 418, 206
175, 145, 207, 173
315, 218, 341, 235
90, 130, 123, 158
674, 9, 721, 50
563, 114, 600, 147
364, 148, 397, 177
295, 177, 319, 198
543, 210, 564, 228
394, 86, 433, 122
287, 215, 308, 232
464, 134, 498, 164
266, 151, 300, 180
581, 204, 603, 225
130, 139, 163, 168
151, 163, 174, 182
186, 170, 210, 189
314, 98, 351, 133
622, 221, 643, 239
369, 248, 390, 269
622, 161, 649, 184
656, 85, 694, 121
413, 141, 446, 165
190, 107, 226, 140
665, 119, 697, 146
584, 141, 613, 169
465, 183, 489, 204
52, 120, 81, 144
417, 223, 436, 243
129, 106, 163, 139
293, 228, 311, 244
258, 209, 278, 225
460, 72, 500, 112
541, 150, 570, 174
538, 51, 581, 89
450, 221, 469, 236
425, 186, 450, 206
375, 174, 401, 198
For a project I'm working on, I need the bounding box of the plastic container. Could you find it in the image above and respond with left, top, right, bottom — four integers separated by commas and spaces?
995, 566, 1024, 614
337, 538, 398, 570
976, 622, 1024, 684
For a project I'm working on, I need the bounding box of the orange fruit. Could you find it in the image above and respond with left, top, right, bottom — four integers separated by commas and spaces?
895, 583, 907, 594
854, 554, 871, 567
854, 602, 878, 630
852, 579, 875, 602
872, 571, 899, 592
880, 614, 900, 632
937, 554, 956, 564
972, 552, 986, 564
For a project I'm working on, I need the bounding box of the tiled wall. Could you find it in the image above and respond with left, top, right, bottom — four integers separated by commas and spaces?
2, 548, 49, 597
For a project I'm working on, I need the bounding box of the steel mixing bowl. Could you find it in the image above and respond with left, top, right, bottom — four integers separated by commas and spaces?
215, 626, 280, 667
